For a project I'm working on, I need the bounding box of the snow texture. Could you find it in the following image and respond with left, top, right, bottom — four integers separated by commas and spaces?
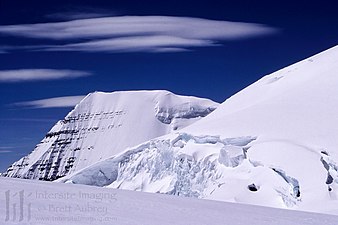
1, 177, 338, 225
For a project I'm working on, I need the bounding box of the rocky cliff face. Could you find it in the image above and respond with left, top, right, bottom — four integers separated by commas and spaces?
3, 90, 218, 181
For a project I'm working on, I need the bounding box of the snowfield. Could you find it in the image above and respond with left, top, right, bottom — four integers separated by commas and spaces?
1, 177, 338, 225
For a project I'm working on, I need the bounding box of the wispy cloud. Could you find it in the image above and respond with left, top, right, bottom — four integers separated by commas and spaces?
0, 69, 91, 82
0, 16, 279, 53
44, 35, 217, 53
13, 95, 85, 108
0, 150, 13, 154
46, 12, 113, 20
0, 147, 15, 150
45, 6, 117, 21
0, 16, 277, 40
0, 147, 14, 153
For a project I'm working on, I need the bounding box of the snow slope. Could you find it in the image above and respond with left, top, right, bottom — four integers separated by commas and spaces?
3, 90, 218, 180
60, 45, 338, 215
1, 177, 338, 225
186, 45, 338, 153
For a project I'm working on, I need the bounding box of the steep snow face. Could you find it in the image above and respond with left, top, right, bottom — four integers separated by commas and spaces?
3, 90, 218, 180
60, 45, 338, 215
185, 45, 338, 157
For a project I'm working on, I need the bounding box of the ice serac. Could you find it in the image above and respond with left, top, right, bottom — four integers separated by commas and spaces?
61, 45, 338, 215
3, 90, 218, 180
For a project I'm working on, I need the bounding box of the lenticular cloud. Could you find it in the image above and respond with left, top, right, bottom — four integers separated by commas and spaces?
0, 16, 278, 53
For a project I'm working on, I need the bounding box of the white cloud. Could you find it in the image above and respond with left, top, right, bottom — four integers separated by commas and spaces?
0, 147, 14, 150
0, 69, 91, 82
0, 150, 13, 154
0, 16, 277, 40
44, 35, 217, 53
0, 147, 14, 153
0, 16, 279, 53
13, 96, 86, 108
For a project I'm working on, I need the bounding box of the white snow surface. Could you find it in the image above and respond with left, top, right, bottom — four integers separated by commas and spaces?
3, 90, 218, 180
60, 45, 338, 215
1, 177, 338, 225
186, 45, 338, 153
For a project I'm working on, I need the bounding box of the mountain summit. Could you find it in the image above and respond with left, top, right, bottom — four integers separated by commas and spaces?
3, 90, 218, 180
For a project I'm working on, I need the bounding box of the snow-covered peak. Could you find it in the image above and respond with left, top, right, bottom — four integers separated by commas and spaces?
185, 45, 338, 152
3, 90, 218, 180
201, 45, 338, 117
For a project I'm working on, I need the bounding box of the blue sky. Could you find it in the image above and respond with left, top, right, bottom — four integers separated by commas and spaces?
1, 0, 338, 172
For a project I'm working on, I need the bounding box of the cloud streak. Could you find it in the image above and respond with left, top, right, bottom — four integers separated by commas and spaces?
44, 35, 217, 53
0, 147, 14, 153
0, 16, 279, 53
0, 147, 15, 150
13, 96, 85, 108
0, 69, 91, 82
45, 12, 113, 20
0, 150, 13, 154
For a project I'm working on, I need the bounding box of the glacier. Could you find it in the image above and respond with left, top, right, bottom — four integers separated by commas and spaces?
59, 45, 338, 215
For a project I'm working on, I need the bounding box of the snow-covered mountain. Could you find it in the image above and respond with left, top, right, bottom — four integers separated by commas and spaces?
2, 90, 218, 180
59, 45, 338, 215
